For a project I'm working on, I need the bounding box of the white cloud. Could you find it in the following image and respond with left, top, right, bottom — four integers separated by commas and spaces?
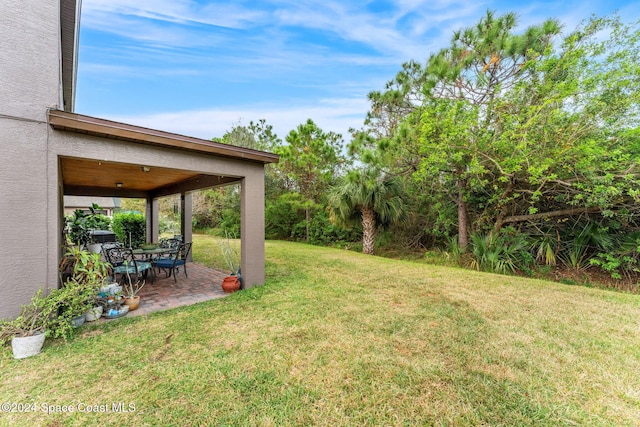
82, 0, 267, 29
80, 0, 487, 65
100, 97, 371, 144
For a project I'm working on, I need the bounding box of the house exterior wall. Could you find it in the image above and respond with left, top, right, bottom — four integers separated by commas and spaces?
0, 122, 55, 319
1, 1, 62, 120
63, 196, 120, 217
0, 1, 62, 318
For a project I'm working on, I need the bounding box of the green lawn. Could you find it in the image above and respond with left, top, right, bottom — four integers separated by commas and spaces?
1, 236, 639, 426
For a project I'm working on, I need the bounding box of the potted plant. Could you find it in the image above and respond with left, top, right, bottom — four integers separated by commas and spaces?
2, 248, 111, 358
0, 289, 57, 359
65, 203, 111, 252
47, 278, 97, 338
57, 247, 110, 328
102, 291, 129, 319
217, 233, 241, 293
122, 268, 145, 311
59, 246, 111, 288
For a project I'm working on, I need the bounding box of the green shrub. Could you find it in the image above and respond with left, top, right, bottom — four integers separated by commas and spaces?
557, 221, 616, 271
85, 214, 111, 231
46, 279, 96, 340
590, 231, 640, 279
470, 230, 534, 275
112, 212, 146, 247
307, 209, 361, 246
219, 208, 241, 237
265, 192, 306, 240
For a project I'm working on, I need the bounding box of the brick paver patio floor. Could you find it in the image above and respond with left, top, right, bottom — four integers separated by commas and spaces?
127, 262, 229, 316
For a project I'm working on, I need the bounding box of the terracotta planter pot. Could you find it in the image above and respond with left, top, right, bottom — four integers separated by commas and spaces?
124, 296, 140, 311
221, 276, 241, 293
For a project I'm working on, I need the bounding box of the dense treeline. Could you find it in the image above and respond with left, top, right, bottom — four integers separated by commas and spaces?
198, 12, 640, 288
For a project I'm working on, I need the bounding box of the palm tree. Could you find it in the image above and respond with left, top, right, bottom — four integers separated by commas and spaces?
329, 168, 404, 255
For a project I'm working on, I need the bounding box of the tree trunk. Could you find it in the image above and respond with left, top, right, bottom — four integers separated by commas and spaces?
457, 178, 469, 251
305, 207, 310, 242
362, 208, 376, 255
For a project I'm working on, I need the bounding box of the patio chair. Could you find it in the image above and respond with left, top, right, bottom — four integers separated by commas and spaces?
154, 242, 192, 283
100, 241, 122, 258
104, 246, 154, 284
156, 238, 181, 262
159, 238, 181, 250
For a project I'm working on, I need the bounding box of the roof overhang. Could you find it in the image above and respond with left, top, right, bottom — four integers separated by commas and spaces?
49, 110, 279, 164
60, 0, 81, 112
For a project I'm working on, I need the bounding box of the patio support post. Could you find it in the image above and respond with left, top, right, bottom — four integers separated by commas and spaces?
149, 197, 159, 244
240, 170, 266, 288
181, 192, 193, 261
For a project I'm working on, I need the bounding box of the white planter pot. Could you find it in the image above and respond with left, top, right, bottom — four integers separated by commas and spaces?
12, 332, 46, 359
85, 306, 103, 322
87, 243, 103, 254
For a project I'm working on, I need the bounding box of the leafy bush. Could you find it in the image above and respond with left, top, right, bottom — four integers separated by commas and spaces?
85, 214, 111, 231
470, 230, 534, 275
219, 208, 241, 237
0, 278, 99, 345
266, 193, 360, 245
265, 192, 306, 240
557, 221, 617, 271
46, 279, 96, 340
112, 212, 146, 248
590, 231, 640, 279
306, 209, 361, 246
65, 204, 112, 246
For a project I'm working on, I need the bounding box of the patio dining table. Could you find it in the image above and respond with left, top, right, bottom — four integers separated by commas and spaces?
132, 247, 177, 262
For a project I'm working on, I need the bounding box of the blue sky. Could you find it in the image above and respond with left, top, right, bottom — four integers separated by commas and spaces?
76, 0, 638, 144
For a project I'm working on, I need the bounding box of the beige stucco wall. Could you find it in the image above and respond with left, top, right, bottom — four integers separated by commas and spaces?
0, 1, 62, 120
0, 1, 62, 318
0, 122, 54, 318
241, 173, 266, 287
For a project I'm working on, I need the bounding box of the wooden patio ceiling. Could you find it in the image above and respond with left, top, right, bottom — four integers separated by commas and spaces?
61, 157, 240, 199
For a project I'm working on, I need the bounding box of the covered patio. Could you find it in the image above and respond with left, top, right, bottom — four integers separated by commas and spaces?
0, 0, 279, 319
48, 110, 279, 294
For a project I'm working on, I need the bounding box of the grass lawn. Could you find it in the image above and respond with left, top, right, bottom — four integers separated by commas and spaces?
1, 235, 639, 426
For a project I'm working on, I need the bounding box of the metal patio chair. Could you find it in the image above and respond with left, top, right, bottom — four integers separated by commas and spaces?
104, 246, 154, 284
154, 242, 192, 283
